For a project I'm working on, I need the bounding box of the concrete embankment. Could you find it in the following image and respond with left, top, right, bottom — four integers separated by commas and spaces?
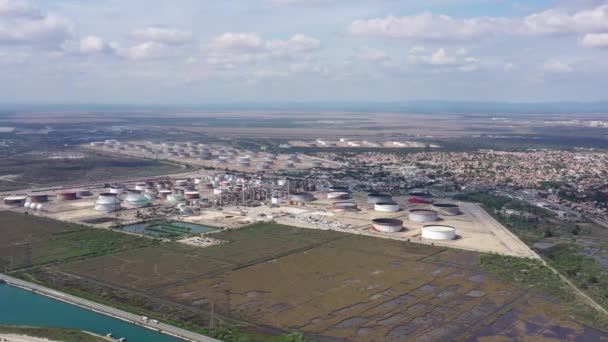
0, 274, 221, 342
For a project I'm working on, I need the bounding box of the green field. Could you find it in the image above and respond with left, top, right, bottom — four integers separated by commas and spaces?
5, 212, 608, 341
0, 211, 157, 271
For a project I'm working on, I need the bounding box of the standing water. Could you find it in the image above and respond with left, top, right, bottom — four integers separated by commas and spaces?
0, 284, 183, 341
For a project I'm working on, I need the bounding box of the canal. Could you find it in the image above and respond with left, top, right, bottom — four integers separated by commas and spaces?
0, 283, 183, 341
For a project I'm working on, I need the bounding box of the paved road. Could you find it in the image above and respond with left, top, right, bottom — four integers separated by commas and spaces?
0, 274, 222, 342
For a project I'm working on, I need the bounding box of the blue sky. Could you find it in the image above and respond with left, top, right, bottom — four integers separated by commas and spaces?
1, 0, 608, 104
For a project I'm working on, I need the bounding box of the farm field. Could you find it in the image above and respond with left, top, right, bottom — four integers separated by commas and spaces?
4, 216, 604, 341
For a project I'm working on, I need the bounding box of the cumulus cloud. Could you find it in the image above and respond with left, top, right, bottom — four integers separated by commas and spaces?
581, 33, 608, 48
119, 41, 173, 60
349, 13, 506, 42
79, 35, 107, 53
204, 32, 320, 66
408, 47, 480, 71
0, 0, 73, 46
523, 5, 608, 35
349, 5, 608, 42
542, 60, 574, 74
132, 26, 193, 45
0, 0, 39, 18
0, 14, 74, 45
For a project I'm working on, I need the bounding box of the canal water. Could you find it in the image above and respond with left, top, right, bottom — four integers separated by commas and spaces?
0, 284, 183, 341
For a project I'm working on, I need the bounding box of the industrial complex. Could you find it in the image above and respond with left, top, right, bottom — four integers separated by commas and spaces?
0, 162, 536, 258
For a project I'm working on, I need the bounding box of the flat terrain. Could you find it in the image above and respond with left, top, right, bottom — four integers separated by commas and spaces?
6, 213, 606, 341
0, 326, 107, 342
0, 211, 155, 271
0, 152, 184, 192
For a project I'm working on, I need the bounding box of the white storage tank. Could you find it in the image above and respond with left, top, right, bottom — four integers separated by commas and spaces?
124, 193, 150, 207
422, 225, 456, 240
374, 202, 401, 213
327, 192, 350, 200
95, 193, 121, 212
409, 209, 439, 222
372, 218, 403, 233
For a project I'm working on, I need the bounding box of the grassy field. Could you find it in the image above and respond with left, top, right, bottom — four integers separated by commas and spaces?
0, 211, 156, 271
0, 152, 185, 191
0, 325, 107, 342
8, 216, 607, 341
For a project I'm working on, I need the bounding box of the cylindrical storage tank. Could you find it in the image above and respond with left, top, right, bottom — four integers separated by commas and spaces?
184, 191, 201, 200
175, 179, 188, 186
4, 196, 27, 206
135, 183, 147, 192
422, 225, 456, 240
124, 193, 150, 207
167, 194, 185, 203
332, 202, 358, 212
76, 190, 92, 197
432, 203, 461, 216
158, 190, 172, 199
367, 193, 392, 204
172, 187, 185, 195
374, 202, 401, 213
327, 192, 350, 200
57, 192, 78, 201
328, 186, 350, 193
290, 192, 314, 202
144, 187, 158, 199
409, 209, 439, 222
109, 186, 124, 195
95, 193, 121, 212
28, 194, 49, 203
372, 218, 403, 233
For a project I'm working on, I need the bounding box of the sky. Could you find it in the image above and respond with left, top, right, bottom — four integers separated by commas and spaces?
1, 0, 608, 104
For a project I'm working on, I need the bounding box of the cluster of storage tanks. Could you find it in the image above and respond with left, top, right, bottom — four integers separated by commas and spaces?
364, 191, 460, 241
91, 140, 325, 171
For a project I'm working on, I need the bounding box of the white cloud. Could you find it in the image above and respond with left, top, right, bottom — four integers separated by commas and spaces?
349, 5, 608, 42
204, 32, 320, 66
542, 60, 573, 74
0, 0, 39, 18
132, 26, 193, 45
120, 41, 172, 60
523, 5, 608, 35
408, 47, 480, 71
0, 14, 74, 45
79, 35, 106, 53
349, 13, 508, 42
580, 33, 608, 48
